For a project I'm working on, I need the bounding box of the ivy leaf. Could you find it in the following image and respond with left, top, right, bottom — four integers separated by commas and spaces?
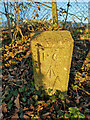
65, 113, 71, 118
79, 113, 85, 118
50, 95, 56, 103
19, 110, 24, 119
5, 94, 12, 100
69, 107, 79, 114
59, 94, 64, 100
18, 85, 25, 93
84, 108, 90, 114
7, 103, 12, 110
27, 99, 34, 105
7, 100, 13, 110
23, 102, 26, 106
48, 88, 53, 93
13, 90, 18, 96
31, 87, 34, 92
35, 90, 41, 96
57, 110, 64, 117
16, 81, 22, 85
22, 97, 26, 102
73, 114, 78, 118
47, 102, 51, 107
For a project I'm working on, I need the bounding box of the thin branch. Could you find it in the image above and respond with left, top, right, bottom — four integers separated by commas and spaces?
3, 2, 12, 39
36, 2, 81, 21
64, 0, 70, 29
0, 11, 7, 16
78, 86, 90, 95
35, 2, 52, 9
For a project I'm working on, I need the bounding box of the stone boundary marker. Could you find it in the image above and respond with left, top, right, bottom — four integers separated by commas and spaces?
31, 31, 74, 95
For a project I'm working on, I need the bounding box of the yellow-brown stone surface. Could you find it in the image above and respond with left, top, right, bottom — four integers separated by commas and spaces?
31, 31, 74, 95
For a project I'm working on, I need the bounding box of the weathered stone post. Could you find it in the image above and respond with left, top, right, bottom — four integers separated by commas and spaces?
31, 31, 74, 95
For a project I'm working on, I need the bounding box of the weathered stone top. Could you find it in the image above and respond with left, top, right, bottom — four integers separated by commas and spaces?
31, 31, 74, 48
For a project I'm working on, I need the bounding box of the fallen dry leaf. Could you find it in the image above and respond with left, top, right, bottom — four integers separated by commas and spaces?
11, 113, 19, 119
23, 114, 30, 119
14, 94, 20, 110
30, 33, 35, 37
2, 103, 7, 113
2, 75, 7, 79
85, 115, 90, 119
43, 112, 51, 117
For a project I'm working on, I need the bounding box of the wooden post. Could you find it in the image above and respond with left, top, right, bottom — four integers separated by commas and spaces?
52, 0, 58, 25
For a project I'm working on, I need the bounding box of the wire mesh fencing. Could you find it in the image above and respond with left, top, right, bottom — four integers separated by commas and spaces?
1, 0, 89, 29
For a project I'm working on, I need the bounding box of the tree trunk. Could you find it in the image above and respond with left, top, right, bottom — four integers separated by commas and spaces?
52, 0, 58, 25
4, 2, 12, 39
16, 2, 19, 29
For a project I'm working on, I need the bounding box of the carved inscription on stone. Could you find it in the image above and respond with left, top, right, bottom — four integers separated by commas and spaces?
31, 31, 74, 95
36, 47, 69, 94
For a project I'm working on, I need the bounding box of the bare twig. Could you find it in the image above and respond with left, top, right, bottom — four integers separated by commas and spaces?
63, 0, 70, 29
3, 2, 12, 39
35, 2, 81, 21
78, 86, 90, 95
